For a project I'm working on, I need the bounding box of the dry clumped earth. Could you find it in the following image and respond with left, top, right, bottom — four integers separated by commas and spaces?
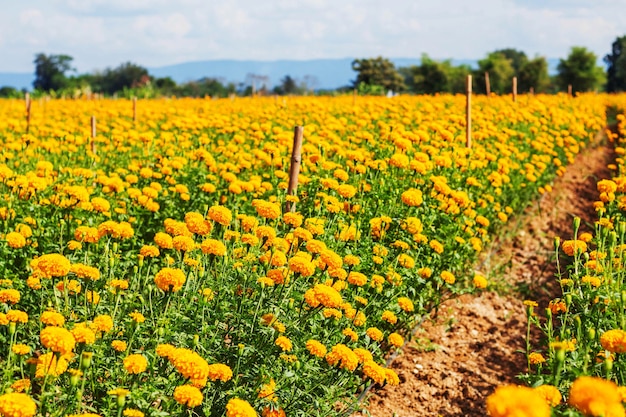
353, 134, 615, 417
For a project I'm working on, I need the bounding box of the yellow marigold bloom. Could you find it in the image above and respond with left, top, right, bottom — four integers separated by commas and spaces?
562, 239, 587, 256
206, 363, 233, 382
568, 376, 625, 417
275, 336, 293, 352
185, 212, 212, 235
129, 311, 145, 323
306, 340, 327, 358
385, 369, 400, 385
35, 352, 70, 378
337, 224, 360, 241
111, 340, 127, 352
208, 205, 232, 226
579, 232, 593, 243
156, 344, 176, 358
123, 354, 148, 374
71, 263, 101, 281
534, 385, 562, 407
226, 398, 257, 417
0, 313, 7, 325
71, 324, 96, 345
440, 270, 455, 284
0, 289, 20, 304
528, 352, 546, 365
347, 271, 367, 286
401, 188, 423, 207
344, 254, 360, 266
397, 297, 414, 312
366, 327, 383, 341
33, 254, 71, 278
7, 310, 28, 323
154, 232, 173, 249
326, 344, 359, 371
353, 348, 373, 363
337, 184, 357, 198
353, 311, 367, 327
40, 326, 75, 354
93, 315, 114, 332
397, 254, 415, 268
0, 392, 37, 417
173, 385, 203, 408
5, 232, 26, 249
362, 360, 387, 385
304, 284, 343, 308
473, 274, 488, 289
388, 332, 404, 347
26, 277, 41, 290
140, 245, 160, 258
342, 327, 358, 342
91, 197, 110, 213
11, 344, 31, 355
381, 310, 397, 324
600, 329, 626, 354
486, 385, 550, 417
170, 348, 210, 381
283, 212, 303, 228
74, 226, 100, 243
201, 239, 227, 256
258, 378, 277, 402
173, 235, 196, 252
154, 267, 186, 292
10, 378, 31, 393
67, 240, 82, 251
123, 410, 144, 417
429, 240, 444, 254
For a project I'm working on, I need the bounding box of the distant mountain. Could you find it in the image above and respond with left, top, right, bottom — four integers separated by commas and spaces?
0, 57, 565, 92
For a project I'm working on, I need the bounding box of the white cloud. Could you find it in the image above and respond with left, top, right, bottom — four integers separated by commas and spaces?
1, 0, 625, 72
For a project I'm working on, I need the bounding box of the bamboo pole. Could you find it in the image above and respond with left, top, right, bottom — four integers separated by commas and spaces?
485, 72, 491, 98
286, 126, 304, 212
466, 75, 472, 149
512, 77, 517, 103
132, 96, 137, 122
25, 93, 31, 134
90, 115, 97, 155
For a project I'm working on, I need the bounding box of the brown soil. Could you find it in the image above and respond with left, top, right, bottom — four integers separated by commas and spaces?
354, 135, 615, 417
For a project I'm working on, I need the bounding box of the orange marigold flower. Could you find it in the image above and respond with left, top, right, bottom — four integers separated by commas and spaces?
401, 188, 423, 207
397, 297, 414, 312
528, 352, 546, 365
111, 340, 127, 352
473, 274, 488, 289
600, 329, 626, 354
154, 267, 186, 292
35, 352, 70, 378
173, 385, 203, 408
362, 360, 387, 384
306, 340, 327, 358
201, 239, 227, 256
93, 315, 114, 332
253, 199, 281, 219
7, 310, 28, 323
123, 354, 148, 374
207, 363, 233, 382
5, 232, 26, 249
440, 271, 455, 284
562, 239, 587, 256
208, 205, 232, 226
40, 326, 75, 354
154, 232, 174, 249
275, 336, 292, 352
568, 376, 624, 417
71, 323, 96, 345
33, 254, 71, 278
0, 392, 37, 417
486, 385, 550, 417
140, 245, 160, 258
71, 263, 101, 281
366, 327, 383, 341
11, 344, 31, 355
262, 407, 286, 417
326, 344, 359, 371
534, 385, 562, 407
225, 398, 257, 417
74, 226, 100, 243
388, 332, 404, 347
0, 289, 20, 304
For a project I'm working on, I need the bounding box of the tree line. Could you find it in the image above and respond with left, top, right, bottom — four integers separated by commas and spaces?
0, 34, 625, 98
354, 35, 626, 95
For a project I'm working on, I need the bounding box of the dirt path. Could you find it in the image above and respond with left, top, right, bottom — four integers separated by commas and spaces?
354, 135, 615, 417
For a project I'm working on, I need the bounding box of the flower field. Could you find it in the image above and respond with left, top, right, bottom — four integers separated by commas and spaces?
0, 93, 613, 417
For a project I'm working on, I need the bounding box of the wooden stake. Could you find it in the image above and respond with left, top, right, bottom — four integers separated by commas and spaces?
568, 84, 572, 96
90, 115, 97, 155
484, 72, 491, 98
286, 126, 304, 212
466, 75, 472, 149
132, 97, 137, 122
25, 93, 31, 134
530, 87, 534, 96
353, 88, 357, 106
512, 77, 517, 103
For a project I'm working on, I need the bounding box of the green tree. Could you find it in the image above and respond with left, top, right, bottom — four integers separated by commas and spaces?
402, 54, 450, 94
0, 86, 21, 98
473, 52, 514, 94
352, 57, 406, 93
494, 48, 528, 73
274, 75, 299, 95
556, 46, 605, 93
605, 35, 626, 93
518, 56, 550, 93
93, 62, 150, 95
33, 53, 74, 92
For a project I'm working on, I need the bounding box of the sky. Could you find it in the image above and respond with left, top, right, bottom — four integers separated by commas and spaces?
1, 0, 625, 73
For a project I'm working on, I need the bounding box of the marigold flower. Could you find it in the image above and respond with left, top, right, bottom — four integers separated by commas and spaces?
568, 376, 624, 417
154, 232, 174, 249
208, 205, 232, 226
306, 340, 327, 358
71, 263, 101, 281
11, 344, 31, 355
534, 385, 562, 406
0, 392, 37, 417
473, 274, 488, 289
562, 239, 587, 256
326, 344, 359, 371
347, 271, 367, 286
170, 348, 210, 381
93, 315, 114, 332
207, 363, 233, 382
201, 239, 227, 256
401, 188, 423, 207
0, 289, 20, 304
600, 329, 626, 354
140, 245, 160, 257
275, 336, 293, 352
440, 270, 455, 284
397, 297, 414, 312
366, 327, 383, 341
71, 324, 96, 345
262, 407, 286, 417
173, 385, 203, 408
111, 340, 127, 352
123, 354, 148, 374
10, 378, 31, 393
362, 360, 387, 384
154, 267, 186, 292
5, 232, 26, 249
226, 398, 257, 417
123, 410, 144, 417
528, 352, 546, 365
74, 226, 100, 243
7, 310, 28, 323
33, 254, 71, 278
388, 332, 404, 347
40, 326, 75, 354
258, 378, 277, 402
486, 385, 550, 417
35, 352, 70, 378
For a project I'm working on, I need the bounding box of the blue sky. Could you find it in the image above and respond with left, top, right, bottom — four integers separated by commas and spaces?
1, 0, 625, 73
